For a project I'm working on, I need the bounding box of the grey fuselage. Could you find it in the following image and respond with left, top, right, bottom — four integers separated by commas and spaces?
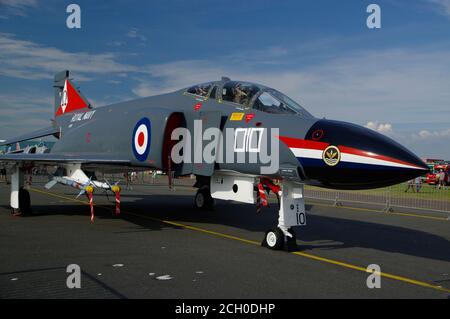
49, 82, 428, 190
52, 88, 316, 179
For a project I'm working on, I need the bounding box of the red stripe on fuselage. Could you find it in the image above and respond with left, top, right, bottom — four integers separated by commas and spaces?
278, 136, 329, 150
278, 135, 422, 169
338, 146, 423, 169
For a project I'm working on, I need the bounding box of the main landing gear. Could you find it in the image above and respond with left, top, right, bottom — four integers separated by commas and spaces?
10, 166, 32, 216
194, 186, 215, 210
261, 181, 306, 251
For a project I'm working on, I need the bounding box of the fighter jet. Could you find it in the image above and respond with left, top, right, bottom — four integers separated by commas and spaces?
0, 71, 428, 250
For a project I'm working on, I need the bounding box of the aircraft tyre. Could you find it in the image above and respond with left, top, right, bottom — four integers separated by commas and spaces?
263, 227, 284, 250
12, 188, 31, 216
194, 187, 214, 210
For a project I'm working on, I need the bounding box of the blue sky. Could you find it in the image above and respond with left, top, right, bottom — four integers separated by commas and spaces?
0, 0, 449, 158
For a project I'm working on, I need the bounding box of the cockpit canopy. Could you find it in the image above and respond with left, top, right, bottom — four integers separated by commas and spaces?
186, 82, 212, 97
185, 79, 313, 118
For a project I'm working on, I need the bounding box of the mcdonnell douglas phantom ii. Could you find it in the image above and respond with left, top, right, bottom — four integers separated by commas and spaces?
0, 71, 428, 250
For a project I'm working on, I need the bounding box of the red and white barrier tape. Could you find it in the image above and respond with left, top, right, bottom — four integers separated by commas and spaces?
258, 183, 268, 207
256, 191, 261, 213
115, 191, 121, 216
88, 192, 94, 223
256, 179, 281, 213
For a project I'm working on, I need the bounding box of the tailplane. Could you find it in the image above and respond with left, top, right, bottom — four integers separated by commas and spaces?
53, 70, 91, 117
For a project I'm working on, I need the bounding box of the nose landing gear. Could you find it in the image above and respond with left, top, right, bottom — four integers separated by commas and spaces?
262, 181, 306, 251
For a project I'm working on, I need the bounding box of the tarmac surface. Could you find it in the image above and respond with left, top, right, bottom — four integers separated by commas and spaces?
0, 179, 449, 299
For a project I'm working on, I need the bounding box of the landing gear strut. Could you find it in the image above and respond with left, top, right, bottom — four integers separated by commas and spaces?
262, 181, 306, 251
10, 166, 32, 216
194, 186, 214, 210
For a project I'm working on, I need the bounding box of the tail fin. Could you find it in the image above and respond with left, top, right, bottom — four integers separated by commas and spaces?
53, 70, 91, 117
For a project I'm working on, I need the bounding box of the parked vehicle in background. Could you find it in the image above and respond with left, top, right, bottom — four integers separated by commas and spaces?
421, 159, 439, 182
425, 164, 450, 186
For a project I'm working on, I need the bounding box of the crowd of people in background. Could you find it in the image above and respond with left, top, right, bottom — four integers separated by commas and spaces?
405, 169, 448, 193
405, 177, 422, 193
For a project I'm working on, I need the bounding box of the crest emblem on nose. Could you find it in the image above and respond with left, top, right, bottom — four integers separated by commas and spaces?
323, 145, 341, 166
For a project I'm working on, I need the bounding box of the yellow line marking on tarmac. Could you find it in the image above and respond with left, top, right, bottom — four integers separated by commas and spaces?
29, 187, 450, 294
290, 251, 450, 293
31, 188, 88, 205
306, 200, 449, 221
388, 211, 448, 221
128, 212, 261, 246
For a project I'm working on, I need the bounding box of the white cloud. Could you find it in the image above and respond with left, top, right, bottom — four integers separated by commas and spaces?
0, 92, 53, 139
1, 33, 449, 158
131, 47, 450, 126
365, 121, 393, 134
0, 92, 51, 111
129, 47, 450, 158
107, 40, 126, 47
106, 28, 147, 49
400, 128, 450, 159
132, 60, 227, 97
428, 0, 450, 17
132, 82, 159, 97
363, 121, 450, 158
414, 128, 450, 140
0, 0, 37, 17
419, 130, 433, 139
0, 33, 138, 80
126, 28, 147, 43
4, 32, 449, 126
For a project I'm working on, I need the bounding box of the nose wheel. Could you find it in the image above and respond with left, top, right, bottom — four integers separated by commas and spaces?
262, 227, 297, 251
262, 181, 305, 251
263, 228, 284, 250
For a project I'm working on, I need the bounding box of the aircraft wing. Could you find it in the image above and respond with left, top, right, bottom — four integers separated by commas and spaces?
0, 126, 60, 146
0, 153, 131, 170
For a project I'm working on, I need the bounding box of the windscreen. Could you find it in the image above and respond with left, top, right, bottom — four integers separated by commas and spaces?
253, 88, 313, 118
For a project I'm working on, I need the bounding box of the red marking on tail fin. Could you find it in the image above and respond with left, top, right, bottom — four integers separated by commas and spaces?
55, 80, 89, 116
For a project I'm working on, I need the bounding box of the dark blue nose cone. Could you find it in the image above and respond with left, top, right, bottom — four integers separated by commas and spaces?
288, 120, 429, 190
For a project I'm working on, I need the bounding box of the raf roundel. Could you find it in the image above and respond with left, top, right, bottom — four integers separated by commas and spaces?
132, 118, 151, 162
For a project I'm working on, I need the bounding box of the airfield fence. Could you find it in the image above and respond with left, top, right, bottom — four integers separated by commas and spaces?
107, 172, 450, 216
304, 183, 450, 216
6, 172, 448, 217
